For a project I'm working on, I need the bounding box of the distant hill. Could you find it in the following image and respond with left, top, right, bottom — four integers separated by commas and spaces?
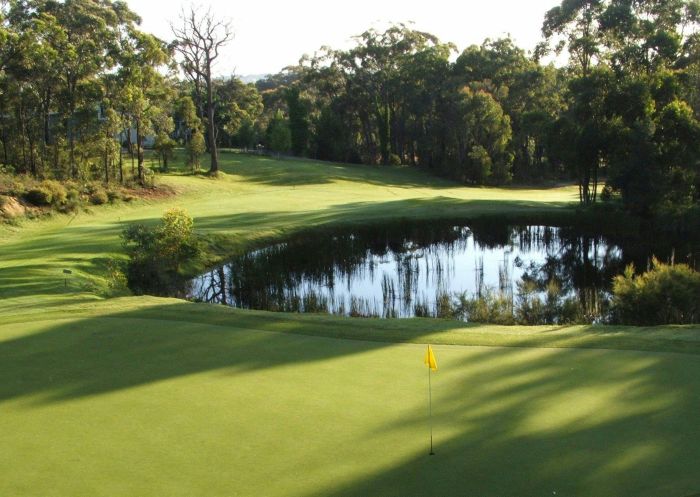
239, 74, 269, 83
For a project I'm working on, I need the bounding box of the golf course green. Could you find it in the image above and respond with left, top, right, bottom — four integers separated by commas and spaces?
1, 152, 698, 497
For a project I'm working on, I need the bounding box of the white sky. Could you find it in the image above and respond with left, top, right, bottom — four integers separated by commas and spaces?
126, 0, 559, 77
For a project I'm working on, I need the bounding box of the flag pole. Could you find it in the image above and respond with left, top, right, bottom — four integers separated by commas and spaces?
428, 365, 434, 455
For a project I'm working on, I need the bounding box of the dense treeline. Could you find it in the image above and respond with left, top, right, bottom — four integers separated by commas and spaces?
1, 0, 699, 216
0, 1, 263, 184
257, 1, 700, 213
0, 0, 173, 183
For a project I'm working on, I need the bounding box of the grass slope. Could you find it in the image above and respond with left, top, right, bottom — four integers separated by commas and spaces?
1, 152, 698, 496
0, 151, 577, 299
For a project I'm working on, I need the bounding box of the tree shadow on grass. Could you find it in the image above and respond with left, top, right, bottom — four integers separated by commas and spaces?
215, 152, 458, 189
214, 151, 580, 192
0, 197, 573, 299
302, 345, 700, 497
1, 301, 699, 496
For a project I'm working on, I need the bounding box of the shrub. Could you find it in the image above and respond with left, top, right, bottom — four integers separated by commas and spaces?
25, 180, 68, 207
600, 184, 615, 202
187, 131, 206, 171
24, 186, 53, 206
388, 153, 402, 166
611, 258, 700, 325
106, 189, 121, 202
456, 289, 515, 324
122, 208, 201, 295
60, 187, 81, 213
42, 180, 67, 206
89, 189, 109, 205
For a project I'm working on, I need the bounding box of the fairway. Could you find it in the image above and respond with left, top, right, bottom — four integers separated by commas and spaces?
2, 153, 699, 496
0, 152, 577, 299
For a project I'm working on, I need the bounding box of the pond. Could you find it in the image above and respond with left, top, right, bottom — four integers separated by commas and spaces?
188, 220, 698, 323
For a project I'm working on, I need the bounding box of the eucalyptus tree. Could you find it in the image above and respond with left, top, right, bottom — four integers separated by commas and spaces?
438, 86, 513, 184
41, 0, 121, 178
172, 7, 233, 174
541, 0, 700, 209
175, 94, 204, 170
284, 87, 309, 156
213, 77, 263, 148
334, 25, 451, 164
455, 38, 565, 181
115, 28, 172, 183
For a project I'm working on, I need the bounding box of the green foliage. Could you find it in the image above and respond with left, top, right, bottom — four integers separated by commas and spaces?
154, 133, 177, 171
611, 258, 700, 325
24, 181, 67, 207
187, 131, 206, 171
285, 87, 310, 156
267, 110, 292, 153
214, 78, 264, 148
455, 290, 516, 325
121, 208, 201, 296
0, 0, 167, 182
89, 189, 109, 206
24, 187, 54, 207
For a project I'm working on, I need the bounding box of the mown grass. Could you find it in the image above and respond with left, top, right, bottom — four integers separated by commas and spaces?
0, 151, 578, 299
1, 152, 698, 497
1, 296, 699, 497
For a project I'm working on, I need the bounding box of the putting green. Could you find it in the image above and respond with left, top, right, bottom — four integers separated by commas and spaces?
1, 298, 699, 497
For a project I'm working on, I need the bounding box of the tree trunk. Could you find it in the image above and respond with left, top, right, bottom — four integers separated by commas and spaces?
118, 141, 124, 184
205, 74, 218, 173
68, 86, 77, 179
136, 119, 144, 184
104, 136, 110, 184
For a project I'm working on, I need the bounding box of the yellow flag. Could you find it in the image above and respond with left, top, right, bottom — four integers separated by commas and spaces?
424, 344, 438, 371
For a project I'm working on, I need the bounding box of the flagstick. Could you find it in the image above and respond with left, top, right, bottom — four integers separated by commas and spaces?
428, 366, 435, 456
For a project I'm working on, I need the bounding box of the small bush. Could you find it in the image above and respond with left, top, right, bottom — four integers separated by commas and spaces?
25, 187, 53, 206
388, 153, 402, 166
456, 289, 515, 324
122, 208, 201, 295
107, 189, 121, 203
89, 189, 109, 205
611, 258, 700, 325
25, 180, 68, 207
600, 184, 619, 202
42, 180, 67, 206
59, 188, 81, 213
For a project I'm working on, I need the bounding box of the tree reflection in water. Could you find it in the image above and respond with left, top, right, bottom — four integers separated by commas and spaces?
188, 220, 697, 323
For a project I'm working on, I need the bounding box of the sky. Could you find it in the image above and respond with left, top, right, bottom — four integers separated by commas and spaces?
126, 0, 559, 77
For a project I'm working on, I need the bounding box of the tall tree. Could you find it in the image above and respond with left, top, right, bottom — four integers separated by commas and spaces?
172, 7, 233, 174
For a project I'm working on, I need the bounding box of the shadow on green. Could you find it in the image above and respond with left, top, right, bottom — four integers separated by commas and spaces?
1, 301, 699, 496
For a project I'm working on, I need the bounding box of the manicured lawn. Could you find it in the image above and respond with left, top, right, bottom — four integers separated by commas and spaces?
1, 297, 699, 497
1, 152, 698, 496
0, 151, 577, 299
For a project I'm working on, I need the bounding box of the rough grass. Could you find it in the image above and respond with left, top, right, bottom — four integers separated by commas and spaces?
1, 152, 699, 497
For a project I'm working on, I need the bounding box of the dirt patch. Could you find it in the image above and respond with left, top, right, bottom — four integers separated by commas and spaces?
0, 196, 27, 218
125, 184, 178, 201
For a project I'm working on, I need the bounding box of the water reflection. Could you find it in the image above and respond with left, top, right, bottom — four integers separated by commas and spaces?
188, 221, 697, 323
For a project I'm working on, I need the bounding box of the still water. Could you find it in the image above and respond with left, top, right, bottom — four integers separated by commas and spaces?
188, 221, 697, 321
